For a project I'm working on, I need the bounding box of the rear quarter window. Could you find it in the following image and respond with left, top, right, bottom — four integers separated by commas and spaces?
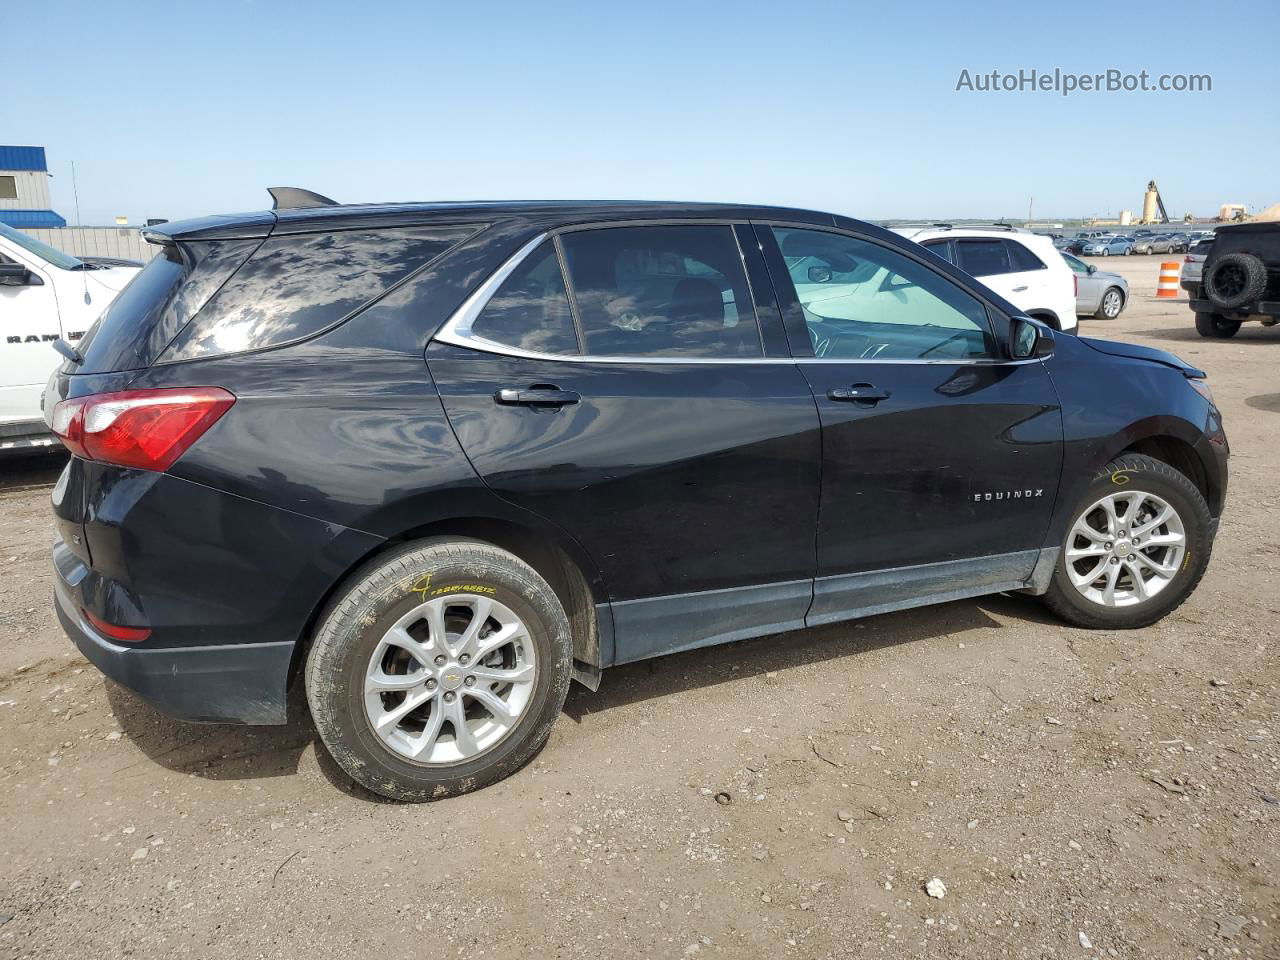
160, 226, 476, 361
74, 239, 260, 374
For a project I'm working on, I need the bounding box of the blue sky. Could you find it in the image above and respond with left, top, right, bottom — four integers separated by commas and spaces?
10, 0, 1277, 225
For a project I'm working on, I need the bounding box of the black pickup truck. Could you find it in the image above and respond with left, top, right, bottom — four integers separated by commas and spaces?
1190, 221, 1280, 337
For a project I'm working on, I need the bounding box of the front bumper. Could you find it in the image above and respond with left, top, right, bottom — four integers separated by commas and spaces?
54, 541, 294, 724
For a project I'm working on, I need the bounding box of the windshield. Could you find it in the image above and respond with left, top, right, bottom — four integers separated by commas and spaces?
0, 222, 84, 270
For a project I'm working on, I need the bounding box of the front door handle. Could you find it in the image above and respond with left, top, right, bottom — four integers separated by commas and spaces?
1012, 284, 1029, 292
495, 386, 581, 407
829, 383, 890, 404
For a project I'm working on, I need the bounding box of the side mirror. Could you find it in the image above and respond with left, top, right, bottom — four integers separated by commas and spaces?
807, 265, 832, 283
1087, 264, 1097, 275
1009, 316, 1055, 360
0, 263, 37, 286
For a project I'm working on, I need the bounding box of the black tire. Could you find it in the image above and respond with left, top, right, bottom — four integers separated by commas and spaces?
1042, 454, 1212, 630
1101, 248, 1110, 257
1195, 311, 1241, 338
1094, 287, 1125, 320
1204, 252, 1267, 310
306, 538, 573, 801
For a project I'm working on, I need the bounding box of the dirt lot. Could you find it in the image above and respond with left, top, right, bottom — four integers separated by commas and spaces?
1, 255, 1276, 960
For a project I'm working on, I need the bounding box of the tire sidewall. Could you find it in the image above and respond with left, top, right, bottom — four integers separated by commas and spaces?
1049, 461, 1211, 627
307, 544, 572, 800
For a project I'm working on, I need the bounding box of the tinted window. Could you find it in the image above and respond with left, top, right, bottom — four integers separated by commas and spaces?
773, 227, 995, 360
921, 239, 955, 264
956, 239, 1010, 277
162, 226, 475, 361
1006, 240, 1046, 271
1192, 239, 1215, 254
470, 241, 579, 355
560, 225, 762, 358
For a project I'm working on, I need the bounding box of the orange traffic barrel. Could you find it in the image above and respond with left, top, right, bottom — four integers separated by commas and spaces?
1156, 261, 1180, 298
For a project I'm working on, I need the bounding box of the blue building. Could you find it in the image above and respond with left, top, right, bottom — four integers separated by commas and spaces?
0, 146, 68, 229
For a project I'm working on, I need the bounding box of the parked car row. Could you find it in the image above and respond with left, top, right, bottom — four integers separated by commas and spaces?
1053, 230, 1211, 257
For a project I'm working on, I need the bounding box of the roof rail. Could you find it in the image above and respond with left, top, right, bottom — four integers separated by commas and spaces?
267, 187, 338, 210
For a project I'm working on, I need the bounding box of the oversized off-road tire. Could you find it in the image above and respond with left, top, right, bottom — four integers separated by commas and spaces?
1094, 287, 1125, 320
306, 538, 573, 801
1042, 454, 1213, 630
1204, 252, 1267, 310
1195, 311, 1241, 338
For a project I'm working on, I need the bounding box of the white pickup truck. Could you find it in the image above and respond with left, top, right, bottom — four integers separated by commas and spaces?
0, 223, 140, 453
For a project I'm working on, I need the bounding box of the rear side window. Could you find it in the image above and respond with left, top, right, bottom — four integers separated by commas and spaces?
559, 225, 762, 358
956, 239, 1010, 277
161, 226, 475, 361
470, 241, 579, 355
1006, 241, 1046, 271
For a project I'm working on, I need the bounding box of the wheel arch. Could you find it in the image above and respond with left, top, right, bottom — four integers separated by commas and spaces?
288, 514, 610, 693
1025, 309, 1061, 330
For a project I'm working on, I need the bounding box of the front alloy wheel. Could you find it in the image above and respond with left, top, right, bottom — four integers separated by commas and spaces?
1043, 453, 1212, 629
1097, 288, 1124, 319
1064, 490, 1185, 607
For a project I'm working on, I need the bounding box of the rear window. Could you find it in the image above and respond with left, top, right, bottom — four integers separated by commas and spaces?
559, 225, 762, 358
160, 226, 476, 362
956, 239, 1010, 277
1006, 240, 1046, 271
74, 239, 260, 374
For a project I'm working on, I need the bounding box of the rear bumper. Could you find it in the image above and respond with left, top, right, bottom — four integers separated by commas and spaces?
54, 542, 293, 724
0, 419, 59, 455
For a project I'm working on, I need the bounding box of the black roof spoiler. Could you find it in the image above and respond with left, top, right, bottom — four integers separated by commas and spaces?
268, 187, 338, 210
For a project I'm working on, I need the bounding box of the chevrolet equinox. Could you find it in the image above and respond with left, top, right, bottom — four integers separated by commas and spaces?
46, 190, 1228, 800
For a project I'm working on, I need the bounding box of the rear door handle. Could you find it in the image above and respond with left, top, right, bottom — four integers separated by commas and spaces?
828, 383, 890, 404
495, 386, 581, 407
1012, 285, 1029, 292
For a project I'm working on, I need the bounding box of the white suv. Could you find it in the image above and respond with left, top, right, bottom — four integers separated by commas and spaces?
891, 226, 1078, 332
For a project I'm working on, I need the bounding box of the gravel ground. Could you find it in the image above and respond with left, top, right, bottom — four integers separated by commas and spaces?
0, 255, 1276, 959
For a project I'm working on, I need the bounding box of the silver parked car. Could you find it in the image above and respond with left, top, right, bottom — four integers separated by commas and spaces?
1132, 234, 1175, 255
1179, 237, 1215, 292
1062, 252, 1129, 320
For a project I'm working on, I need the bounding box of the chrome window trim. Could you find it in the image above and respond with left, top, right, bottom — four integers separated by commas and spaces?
432, 227, 1041, 368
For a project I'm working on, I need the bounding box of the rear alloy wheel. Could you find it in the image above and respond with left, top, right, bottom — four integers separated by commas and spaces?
1195, 311, 1241, 339
1043, 454, 1212, 629
1095, 287, 1125, 320
307, 539, 573, 801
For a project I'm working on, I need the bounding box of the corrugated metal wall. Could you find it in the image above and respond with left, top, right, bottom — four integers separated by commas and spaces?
22, 226, 158, 262
0, 170, 54, 210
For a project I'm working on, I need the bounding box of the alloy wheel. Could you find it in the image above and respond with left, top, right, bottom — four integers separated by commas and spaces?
1102, 290, 1123, 318
1065, 490, 1185, 607
363, 594, 537, 764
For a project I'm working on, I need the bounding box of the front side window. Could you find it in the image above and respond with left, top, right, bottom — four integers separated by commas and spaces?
772, 227, 995, 361
559, 225, 762, 358
470, 241, 579, 355
955, 239, 1010, 277
1061, 252, 1087, 274
921, 239, 955, 264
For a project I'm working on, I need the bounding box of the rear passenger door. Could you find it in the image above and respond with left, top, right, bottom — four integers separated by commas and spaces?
428, 222, 822, 664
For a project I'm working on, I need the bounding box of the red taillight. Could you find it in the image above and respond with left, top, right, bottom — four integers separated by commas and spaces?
81, 608, 151, 644
51, 387, 235, 471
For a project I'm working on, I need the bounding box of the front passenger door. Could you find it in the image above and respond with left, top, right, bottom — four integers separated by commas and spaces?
759, 225, 1063, 624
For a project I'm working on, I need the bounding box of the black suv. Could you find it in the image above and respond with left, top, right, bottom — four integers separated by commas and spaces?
46, 192, 1228, 800
1191, 221, 1280, 337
